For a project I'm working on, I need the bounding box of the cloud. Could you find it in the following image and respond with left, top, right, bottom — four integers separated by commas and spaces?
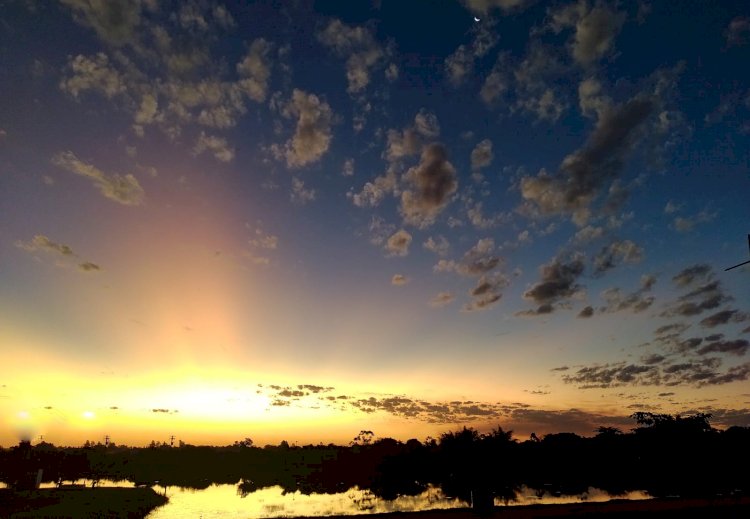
236, 38, 273, 102
423, 235, 450, 256
385, 229, 412, 257
16, 235, 101, 273
470, 139, 494, 170
700, 310, 747, 328
464, 272, 509, 311
342, 158, 355, 176
577, 305, 594, 318
599, 286, 654, 314
548, 0, 626, 66
661, 266, 732, 318
317, 19, 386, 94
400, 143, 458, 228
193, 132, 234, 162
16, 235, 74, 256
430, 291, 455, 308
280, 89, 334, 168
593, 239, 644, 274
671, 209, 716, 233
385, 109, 440, 163
52, 151, 144, 205
521, 252, 585, 313
697, 339, 749, 357
436, 238, 502, 278
349, 170, 398, 208
78, 262, 101, 272
445, 21, 498, 85
463, 0, 530, 15
520, 95, 653, 225
726, 16, 750, 46
61, 0, 142, 46
391, 274, 409, 286
59, 53, 126, 100
672, 264, 712, 287
290, 177, 315, 205
249, 228, 279, 250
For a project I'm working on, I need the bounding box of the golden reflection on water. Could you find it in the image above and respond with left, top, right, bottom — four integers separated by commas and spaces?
146, 484, 465, 518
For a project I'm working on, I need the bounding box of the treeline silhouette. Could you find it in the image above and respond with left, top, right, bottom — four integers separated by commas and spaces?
2, 413, 748, 507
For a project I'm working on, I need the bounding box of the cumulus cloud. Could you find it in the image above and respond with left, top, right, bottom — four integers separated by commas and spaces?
52, 151, 144, 205
436, 238, 502, 277
577, 305, 594, 318
193, 132, 234, 162
520, 96, 654, 225
317, 19, 386, 94
236, 38, 273, 102
391, 274, 409, 286
464, 272, 509, 311
423, 235, 450, 256
400, 143, 458, 228
385, 229, 412, 256
521, 252, 585, 314
430, 291, 455, 308
445, 21, 498, 85
249, 228, 279, 250
593, 239, 644, 274
385, 109, 440, 163
59, 53, 126, 99
470, 139, 494, 170
290, 177, 315, 205
61, 0, 142, 46
349, 170, 398, 208
661, 266, 732, 318
548, 0, 626, 66
280, 89, 334, 168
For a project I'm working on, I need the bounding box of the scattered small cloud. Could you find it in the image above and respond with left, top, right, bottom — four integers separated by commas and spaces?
52, 151, 144, 205
391, 274, 409, 286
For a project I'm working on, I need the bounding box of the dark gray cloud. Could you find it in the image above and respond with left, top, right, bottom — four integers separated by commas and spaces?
78, 261, 101, 272
400, 143, 458, 228
593, 239, 643, 274
654, 322, 690, 336
697, 339, 749, 357
464, 272, 509, 311
577, 305, 594, 318
672, 264, 711, 287
700, 310, 747, 328
434, 238, 502, 277
521, 252, 585, 314
520, 96, 654, 225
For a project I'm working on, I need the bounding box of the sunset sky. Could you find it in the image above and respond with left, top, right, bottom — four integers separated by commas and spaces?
1, 0, 749, 447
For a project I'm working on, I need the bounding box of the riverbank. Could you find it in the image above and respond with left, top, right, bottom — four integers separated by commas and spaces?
288, 496, 750, 518
0, 487, 168, 518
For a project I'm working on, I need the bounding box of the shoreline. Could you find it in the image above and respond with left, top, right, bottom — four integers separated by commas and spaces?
285, 496, 750, 518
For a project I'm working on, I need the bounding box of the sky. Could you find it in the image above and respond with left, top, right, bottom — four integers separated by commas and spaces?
1, 0, 749, 447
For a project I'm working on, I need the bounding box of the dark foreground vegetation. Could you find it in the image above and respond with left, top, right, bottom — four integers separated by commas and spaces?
0, 487, 167, 518
1, 413, 749, 515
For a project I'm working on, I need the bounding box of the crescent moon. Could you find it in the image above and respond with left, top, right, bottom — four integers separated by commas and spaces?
474, 16, 481, 22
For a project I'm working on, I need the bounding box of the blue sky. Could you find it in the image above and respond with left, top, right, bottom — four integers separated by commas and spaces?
1, 0, 749, 446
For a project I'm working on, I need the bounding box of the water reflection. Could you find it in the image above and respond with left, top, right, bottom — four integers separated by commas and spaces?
145, 482, 650, 518
146, 484, 465, 518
